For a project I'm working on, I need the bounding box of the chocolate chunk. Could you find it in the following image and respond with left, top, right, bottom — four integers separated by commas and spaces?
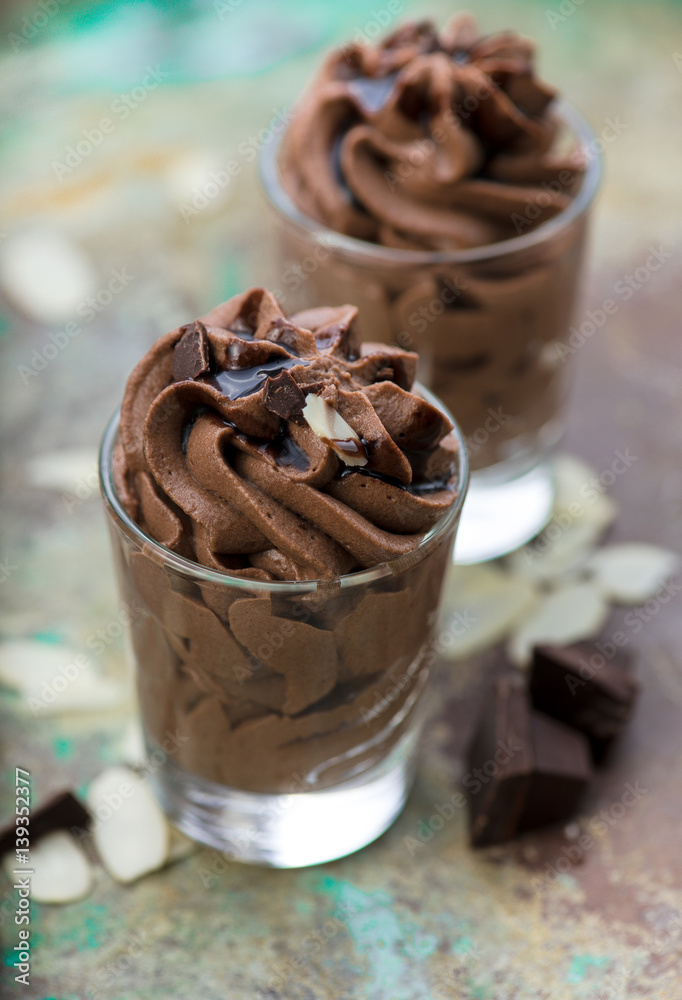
518, 712, 592, 833
467, 676, 592, 847
0, 790, 91, 856
262, 317, 302, 352
172, 320, 212, 381
263, 369, 306, 423
467, 675, 534, 847
530, 643, 640, 762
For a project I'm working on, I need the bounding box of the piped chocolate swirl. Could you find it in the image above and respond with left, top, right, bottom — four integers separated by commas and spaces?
115, 287, 459, 580
279, 14, 585, 250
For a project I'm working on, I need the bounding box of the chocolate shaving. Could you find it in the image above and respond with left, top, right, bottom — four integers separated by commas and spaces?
172, 321, 212, 382
263, 370, 306, 424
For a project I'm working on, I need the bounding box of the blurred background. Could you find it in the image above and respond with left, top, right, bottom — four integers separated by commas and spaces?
1, 1, 681, 996
2, 0, 680, 672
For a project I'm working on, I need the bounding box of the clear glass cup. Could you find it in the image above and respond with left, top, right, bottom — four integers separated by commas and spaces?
99, 388, 468, 868
260, 100, 601, 563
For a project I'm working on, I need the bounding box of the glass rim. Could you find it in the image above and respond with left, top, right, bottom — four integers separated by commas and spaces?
260, 97, 602, 265
99, 382, 469, 595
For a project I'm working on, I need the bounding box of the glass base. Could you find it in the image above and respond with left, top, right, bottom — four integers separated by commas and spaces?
454, 461, 554, 565
148, 731, 418, 868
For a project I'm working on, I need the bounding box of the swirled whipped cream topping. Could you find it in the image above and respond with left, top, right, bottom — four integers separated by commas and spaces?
279, 14, 585, 250
115, 288, 459, 580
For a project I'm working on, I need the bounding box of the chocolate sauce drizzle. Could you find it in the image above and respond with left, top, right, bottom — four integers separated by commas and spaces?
204, 357, 308, 401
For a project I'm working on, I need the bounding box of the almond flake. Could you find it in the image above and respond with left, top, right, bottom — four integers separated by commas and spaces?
302, 393, 367, 466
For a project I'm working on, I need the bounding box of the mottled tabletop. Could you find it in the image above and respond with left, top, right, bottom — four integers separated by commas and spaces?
1, 0, 681, 998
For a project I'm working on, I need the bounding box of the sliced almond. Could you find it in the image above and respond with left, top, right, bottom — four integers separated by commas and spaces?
117, 719, 148, 767
507, 519, 607, 584
2, 831, 93, 904
553, 454, 619, 526
552, 454, 599, 511
87, 767, 169, 884
508, 581, 609, 666
441, 563, 540, 660
0, 229, 96, 324
0, 640, 128, 716
587, 544, 680, 605
507, 459, 617, 584
26, 448, 98, 494
302, 393, 367, 466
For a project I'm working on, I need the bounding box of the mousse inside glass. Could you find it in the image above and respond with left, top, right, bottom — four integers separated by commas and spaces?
100, 287, 468, 864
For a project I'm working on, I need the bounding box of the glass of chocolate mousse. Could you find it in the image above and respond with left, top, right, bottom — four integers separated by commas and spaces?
260, 15, 601, 563
99, 288, 468, 867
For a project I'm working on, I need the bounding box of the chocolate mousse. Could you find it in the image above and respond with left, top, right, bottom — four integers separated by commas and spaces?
110, 288, 463, 793
271, 14, 595, 470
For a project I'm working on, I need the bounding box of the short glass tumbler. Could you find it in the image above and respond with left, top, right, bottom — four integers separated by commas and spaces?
99, 392, 468, 868
260, 100, 601, 563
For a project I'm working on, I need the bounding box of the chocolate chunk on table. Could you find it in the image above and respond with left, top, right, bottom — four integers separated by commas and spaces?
172, 320, 212, 381
467, 676, 592, 847
518, 712, 593, 833
530, 643, 640, 762
0, 790, 91, 857
467, 675, 533, 847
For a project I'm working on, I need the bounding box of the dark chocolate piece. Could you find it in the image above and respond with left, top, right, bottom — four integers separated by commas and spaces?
518, 712, 592, 832
263, 370, 306, 423
172, 320, 212, 381
530, 643, 640, 762
467, 676, 592, 847
262, 317, 302, 351
467, 675, 533, 848
0, 790, 91, 857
